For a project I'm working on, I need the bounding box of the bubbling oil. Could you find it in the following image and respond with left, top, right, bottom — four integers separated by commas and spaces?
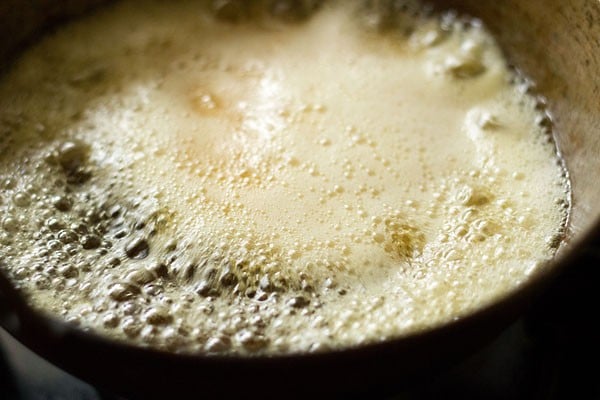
0, 0, 569, 355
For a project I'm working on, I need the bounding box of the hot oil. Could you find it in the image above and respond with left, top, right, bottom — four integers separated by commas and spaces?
0, 0, 570, 354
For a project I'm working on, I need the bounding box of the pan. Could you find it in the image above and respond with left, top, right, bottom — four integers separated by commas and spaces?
0, 0, 599, 398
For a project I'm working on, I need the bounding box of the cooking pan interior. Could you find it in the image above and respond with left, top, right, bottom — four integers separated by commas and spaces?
0, 0, 599, 398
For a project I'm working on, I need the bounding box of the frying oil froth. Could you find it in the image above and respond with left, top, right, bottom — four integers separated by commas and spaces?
0, 0, 569, 354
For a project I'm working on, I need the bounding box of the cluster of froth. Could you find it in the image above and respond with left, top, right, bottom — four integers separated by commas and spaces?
0, 0, 569, 355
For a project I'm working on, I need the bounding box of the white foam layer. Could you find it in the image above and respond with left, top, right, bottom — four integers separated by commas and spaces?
0, 0, 569, 354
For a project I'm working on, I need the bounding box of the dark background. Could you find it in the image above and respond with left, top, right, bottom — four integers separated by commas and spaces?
1, 241, 599, 400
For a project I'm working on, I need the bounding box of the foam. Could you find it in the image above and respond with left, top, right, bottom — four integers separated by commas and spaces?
0, 0, 569, 354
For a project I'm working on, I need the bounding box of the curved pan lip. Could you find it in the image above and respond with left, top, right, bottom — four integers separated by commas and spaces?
1, 217, 597, 368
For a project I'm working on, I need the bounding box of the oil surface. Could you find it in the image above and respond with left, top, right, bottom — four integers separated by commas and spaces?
0, 0, 569, 354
